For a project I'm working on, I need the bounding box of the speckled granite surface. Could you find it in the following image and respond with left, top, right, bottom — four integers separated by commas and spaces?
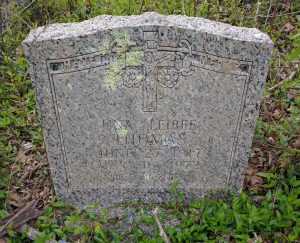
23, 12, 273, 208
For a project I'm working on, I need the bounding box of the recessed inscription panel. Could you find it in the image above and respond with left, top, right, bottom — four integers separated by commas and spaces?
48, 26, 251, 191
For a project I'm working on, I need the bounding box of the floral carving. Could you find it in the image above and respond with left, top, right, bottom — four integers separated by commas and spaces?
123, 67, 144, 88
157, 67, 179, 88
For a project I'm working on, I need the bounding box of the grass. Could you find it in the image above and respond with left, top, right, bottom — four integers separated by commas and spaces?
0, 0, 299, 242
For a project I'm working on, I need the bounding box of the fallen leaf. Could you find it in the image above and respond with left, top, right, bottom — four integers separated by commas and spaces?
272, 109, 280, 117
252, 195, 265, 203
248, 156, 260, 166
244, 175, 252, 188
8, 191, 22, 207
11, 192, 21, 202
222, 233, 231, 242
250, 175, 264, 187
283, 22, 294, 32
15, 142, 34, 164
246, 166, 255, 176
27, 114, 36, 122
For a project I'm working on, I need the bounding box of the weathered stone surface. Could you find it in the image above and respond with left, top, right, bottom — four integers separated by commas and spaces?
23, 12, 273, 208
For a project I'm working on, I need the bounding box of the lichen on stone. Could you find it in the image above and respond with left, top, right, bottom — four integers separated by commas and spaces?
144, 172, 150, 181
133, 73, 145, 85
98, 40, 111, 55
112, 29, 135, 53
114, 120, 128, 137
102, 58, 125, 91
126, 51, 144, 66
99, 29, 144, 91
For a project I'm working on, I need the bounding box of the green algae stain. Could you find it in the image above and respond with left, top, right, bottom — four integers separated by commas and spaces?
99, 30, 144, 92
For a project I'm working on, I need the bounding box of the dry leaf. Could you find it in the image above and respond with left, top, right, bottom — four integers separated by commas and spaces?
15, 142, 34, 164
283, 22, 294, 32
11, 191, 21, 201
244, 175, 252, 188
246, 166, 255, 176
249, 156, 260, 165
8, 191, 22, 207
27, 114, 36, 122
250, 175, 264, 187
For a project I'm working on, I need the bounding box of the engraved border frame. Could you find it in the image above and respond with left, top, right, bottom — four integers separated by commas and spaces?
46, 49, 253, 189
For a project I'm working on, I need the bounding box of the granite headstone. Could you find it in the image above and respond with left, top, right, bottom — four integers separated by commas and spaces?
23, 13, 273, 208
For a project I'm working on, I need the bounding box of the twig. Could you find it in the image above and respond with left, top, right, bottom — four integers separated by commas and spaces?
153, 208, 170, 243
182, 0, 186, 15
19, 0, 36, 16
128, 0, 131, 15
268, 151, 272, 167
264, 0, 272, 25
0, 200, 42, 237
269, 115, 291, 136
139, 0, 144, 14
253, 0, 261, 28
268, 71, 296, 91
0, 8, 31, 29
249, 10, 300, 18
254, 232, 259, 241
22, 70, 29, 83
1, 211, 56, 242
0, 0, 35, 36
4, 142, 35, 204
276, 48, 281, 69
268, 81, 283, 91
193, 0, 196, 16
270, 66, 299, 69
20, 161, 46, 181
274, 10, 300, 16
277, 107, 297, 132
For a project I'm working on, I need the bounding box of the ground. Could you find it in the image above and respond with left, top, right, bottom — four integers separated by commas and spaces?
0, 0, 299, 242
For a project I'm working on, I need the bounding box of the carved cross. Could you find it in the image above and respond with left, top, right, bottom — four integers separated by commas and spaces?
123, 29, 195, 112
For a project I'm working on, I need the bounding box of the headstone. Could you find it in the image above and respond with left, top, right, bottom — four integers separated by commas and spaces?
23, 13, 273, 208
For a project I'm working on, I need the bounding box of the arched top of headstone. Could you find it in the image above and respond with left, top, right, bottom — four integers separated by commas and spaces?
24, 12, 272, 45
